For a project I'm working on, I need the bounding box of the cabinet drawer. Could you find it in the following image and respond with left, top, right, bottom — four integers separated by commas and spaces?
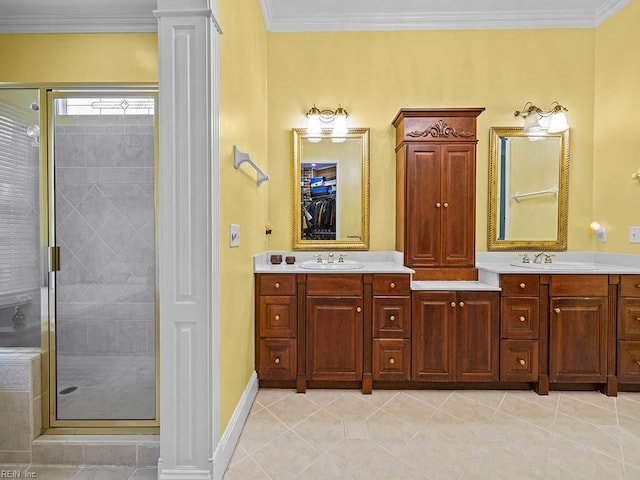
258, 339, 296, 380
373, 274, 410, 296
373, 297, 411, 338
618, 298, 640, 340
259, 274, 296, 296
500, 275, 539, 296
620, 275, 640, 297
550, 275, 608, 297
306, 274, 363, 296
501, 297, 539, 339
258, 296, 296, 338
373, 339, 410, 381
500, 340, 538, 382
618, 341, 640, 383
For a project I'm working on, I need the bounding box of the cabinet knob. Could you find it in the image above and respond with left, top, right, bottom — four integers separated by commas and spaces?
436, 202, 441, 208
636, 317, 640, 321
636, 284, 640, 288
275, 314, 280, 321
519, 359, 526, 366
519, 283, 526, 289
443, 202, 449, 208
451, 302, 456, 308
389, 315, 396, 322
459, 301, 464, 307
274, 357, 280, 364
519, 316, 526, 322
275, 282, 280, 289
389, 358, 395, 365
554, 307, 561, 313
636, 360, 640, 366
390, 282, 396, 289
357, 307, 362, 313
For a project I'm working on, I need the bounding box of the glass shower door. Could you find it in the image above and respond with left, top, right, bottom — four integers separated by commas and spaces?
50, 92, 158, 424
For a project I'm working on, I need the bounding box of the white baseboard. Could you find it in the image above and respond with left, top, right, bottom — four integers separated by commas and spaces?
212, 371, 258, 480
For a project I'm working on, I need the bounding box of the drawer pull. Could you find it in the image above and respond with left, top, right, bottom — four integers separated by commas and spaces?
389, 315, 396, 322
554, 308, 561, 313
275, 282, 280, 289
390, 282, 396, 289
357, 307, 362, 313
443, 202, 449, 208
636, 360, 640, 366
636, 317, 640, 321
389, 358, 395, 365
451, 302, 456, 308
436, 202, 441, 208
459, 301, 464, 307
275, 314, 280, 321
519, 283, 526, 289
636, 284, 640, 288
518, 359, 526, 366
519, 316, 526, 322
274, 357, 280, 364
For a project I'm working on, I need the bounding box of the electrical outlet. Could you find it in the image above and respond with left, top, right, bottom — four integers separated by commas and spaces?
230, 224, 240, 247
630, 226, 640, 243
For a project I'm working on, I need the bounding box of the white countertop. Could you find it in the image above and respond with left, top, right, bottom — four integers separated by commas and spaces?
411, 281, 501, 291
254, 251, 414, 274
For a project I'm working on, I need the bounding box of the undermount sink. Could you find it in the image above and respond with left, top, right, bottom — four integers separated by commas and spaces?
298, 260, 364, 270
509, 261, 599, 271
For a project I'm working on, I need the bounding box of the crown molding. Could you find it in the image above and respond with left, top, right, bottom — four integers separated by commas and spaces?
0, 14, 158, 33
259, 0, 274, 32
595, 0, 631, 25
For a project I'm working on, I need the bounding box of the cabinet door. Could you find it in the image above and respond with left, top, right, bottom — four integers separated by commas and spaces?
404, 144, 441, 267
457, 291, 500, 382
440, 144, 475, 267
549, 297, 607, 383
306, 296, 363, 381
412, 291, 456, 381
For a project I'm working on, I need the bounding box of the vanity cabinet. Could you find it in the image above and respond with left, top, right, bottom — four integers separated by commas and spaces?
548, 275, 609, 384
393, 108, 484, 280
618, 275, 640, 383
255, 274, 298, 381
412, 291, 499, 382
372, 274, 411, 381
306, 274, 364, 382
499, 275, 540, 382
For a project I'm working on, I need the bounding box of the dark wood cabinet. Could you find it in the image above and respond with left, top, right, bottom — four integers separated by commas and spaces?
393, 108, 483, 280
618, 275, 640, 384
412, 291, 499, 382
549, 275, 609, 384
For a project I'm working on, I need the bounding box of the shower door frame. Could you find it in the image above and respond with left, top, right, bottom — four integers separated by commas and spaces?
44, 88, 160, 433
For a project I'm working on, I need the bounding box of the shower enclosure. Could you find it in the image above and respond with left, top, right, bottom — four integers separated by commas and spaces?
0, 87, 159, 430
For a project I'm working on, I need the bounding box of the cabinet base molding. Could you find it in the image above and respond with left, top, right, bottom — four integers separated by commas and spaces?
362, 374, 373, 394
535, 374, 549, 395
412, 267, 478, 281
606, 375, 618, 397
618, 384, 640, 392
372, 381, 536, 391
548, 382, 614, 395
296, 374, 306, 393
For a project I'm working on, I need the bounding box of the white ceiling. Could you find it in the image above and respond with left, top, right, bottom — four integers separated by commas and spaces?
0, 0, 631, 33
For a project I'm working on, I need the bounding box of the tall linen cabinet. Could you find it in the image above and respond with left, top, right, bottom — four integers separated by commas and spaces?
393, 108, 484, 280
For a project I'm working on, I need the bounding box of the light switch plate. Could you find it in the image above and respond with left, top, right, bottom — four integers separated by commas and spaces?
230, 224, 240, 247
595, 227, 607, 243
630, 226, 640, 243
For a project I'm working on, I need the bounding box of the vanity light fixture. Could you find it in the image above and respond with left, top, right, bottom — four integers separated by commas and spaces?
306, 105, 349, 143
514, 101, 569, 133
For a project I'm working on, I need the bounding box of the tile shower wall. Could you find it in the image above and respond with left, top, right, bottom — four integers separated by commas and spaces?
54, 120, 155, 356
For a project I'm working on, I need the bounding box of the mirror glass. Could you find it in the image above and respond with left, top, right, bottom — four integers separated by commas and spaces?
292, 128, 369, 250
488, 127, 569, 251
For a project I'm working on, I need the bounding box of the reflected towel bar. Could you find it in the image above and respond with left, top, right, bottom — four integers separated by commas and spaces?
512, 185, 558, 202
233, 146, 269, 186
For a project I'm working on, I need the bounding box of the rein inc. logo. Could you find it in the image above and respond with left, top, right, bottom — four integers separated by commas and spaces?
0, 470, 36, 478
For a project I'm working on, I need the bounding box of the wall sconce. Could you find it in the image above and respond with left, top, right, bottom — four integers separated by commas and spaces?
25, 124, 39, 147
306, 105, 348, 143
514, 101, 569, 133
589, 221, 607, 243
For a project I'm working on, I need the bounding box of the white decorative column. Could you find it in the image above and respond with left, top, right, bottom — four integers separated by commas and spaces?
154, 1, 221, 479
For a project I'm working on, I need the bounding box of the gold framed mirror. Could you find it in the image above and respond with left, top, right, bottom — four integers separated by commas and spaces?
488, 127, 569, 251
292, 128, 370, 250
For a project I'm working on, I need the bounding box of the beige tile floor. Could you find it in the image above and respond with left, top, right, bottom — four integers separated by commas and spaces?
225, 388, 640, 480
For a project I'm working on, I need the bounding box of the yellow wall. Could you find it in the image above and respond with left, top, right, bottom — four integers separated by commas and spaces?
594, 0, 640, 253
219, 0, 269, 432
266, 29, 596, 252
0, 33, 156, 83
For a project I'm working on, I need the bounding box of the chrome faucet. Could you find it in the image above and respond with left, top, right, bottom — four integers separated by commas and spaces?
328, 252, 334, 264
315, 254, 323, 263
533, 252, 553, 264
